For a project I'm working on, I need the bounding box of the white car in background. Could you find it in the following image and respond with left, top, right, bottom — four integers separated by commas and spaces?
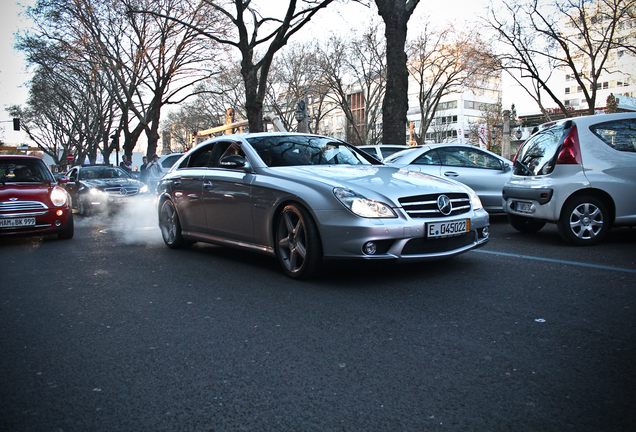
503, 113, 636, 245
357, 145, 410, 160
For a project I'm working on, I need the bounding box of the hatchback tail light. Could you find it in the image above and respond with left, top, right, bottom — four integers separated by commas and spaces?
556, 124, 582, 165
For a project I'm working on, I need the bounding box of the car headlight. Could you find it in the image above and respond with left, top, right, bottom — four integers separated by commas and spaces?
334, 187, 397, 218
50, 186, 68, 207
90, 187, 101, 195
464, 186, 483, 211
139, 184, 149, 194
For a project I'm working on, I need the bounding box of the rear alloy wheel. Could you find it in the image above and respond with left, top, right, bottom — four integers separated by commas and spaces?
557, 196, 608, 246
507, 214, 546, 233
159, 199, 191, 249
275, 204, 322, 279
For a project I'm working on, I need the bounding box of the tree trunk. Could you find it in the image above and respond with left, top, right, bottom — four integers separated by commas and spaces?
376, 0, 420, 145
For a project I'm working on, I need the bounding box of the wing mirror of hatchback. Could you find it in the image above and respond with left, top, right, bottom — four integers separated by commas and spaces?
502, 161, 512, 172
57, 175, 70, 184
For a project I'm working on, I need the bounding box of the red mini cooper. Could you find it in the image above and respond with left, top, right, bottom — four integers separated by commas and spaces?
0, 155, 74, 239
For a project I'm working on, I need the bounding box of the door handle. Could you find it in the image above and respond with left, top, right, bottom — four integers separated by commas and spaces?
173, 180, 181, 187
203, 181, 214, 189
443, 171, 459, 177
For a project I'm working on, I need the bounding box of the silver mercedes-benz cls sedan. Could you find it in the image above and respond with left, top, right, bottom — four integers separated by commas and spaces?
157, 133, 490, 279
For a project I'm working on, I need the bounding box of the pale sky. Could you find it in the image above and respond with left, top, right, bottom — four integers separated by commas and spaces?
0, 0, 501, 144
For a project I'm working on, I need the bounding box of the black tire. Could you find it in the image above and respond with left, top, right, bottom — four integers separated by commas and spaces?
557, 196, 609, 246
78, 198, 89, 216
159, 199, 191, 249
275, 204, 322, 280
57, 211, 74, 239
507, 214, 546, 233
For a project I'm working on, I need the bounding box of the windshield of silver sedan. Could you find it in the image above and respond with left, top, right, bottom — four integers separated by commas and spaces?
247, 135, 379, 167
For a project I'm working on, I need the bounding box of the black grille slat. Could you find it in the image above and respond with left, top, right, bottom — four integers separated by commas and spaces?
402, 232, 475, 255
399, 193, 471, 218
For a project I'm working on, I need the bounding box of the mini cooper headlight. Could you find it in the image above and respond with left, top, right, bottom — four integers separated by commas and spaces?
50, 186, 68, 207
334, 187, 397, 218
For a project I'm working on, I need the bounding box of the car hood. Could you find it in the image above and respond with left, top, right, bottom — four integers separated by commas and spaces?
81, 178, 142, 188
271, 165, 469, 202
0, 183, 55, 204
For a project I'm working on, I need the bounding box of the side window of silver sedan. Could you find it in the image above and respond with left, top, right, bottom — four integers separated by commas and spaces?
413, 150, 441, 165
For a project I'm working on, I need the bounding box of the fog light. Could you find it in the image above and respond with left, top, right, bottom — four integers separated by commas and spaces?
55, 220, 61, 227
363, 242, 377, 255
56, 209, 63, 216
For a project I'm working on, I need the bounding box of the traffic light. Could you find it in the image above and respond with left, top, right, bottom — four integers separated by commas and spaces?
13, 118, 20, 131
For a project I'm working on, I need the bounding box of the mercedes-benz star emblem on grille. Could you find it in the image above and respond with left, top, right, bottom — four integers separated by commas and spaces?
119, 188, 128, 196
437, 195, 452, 215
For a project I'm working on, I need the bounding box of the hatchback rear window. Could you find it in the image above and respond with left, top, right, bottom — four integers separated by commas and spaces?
513, 124, 566, 176
590, 119, 636, 152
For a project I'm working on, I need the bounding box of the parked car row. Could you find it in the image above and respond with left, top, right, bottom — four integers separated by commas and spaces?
2, 113, 634, 278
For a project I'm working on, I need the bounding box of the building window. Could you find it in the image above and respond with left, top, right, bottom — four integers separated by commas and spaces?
565, 87, 571, 94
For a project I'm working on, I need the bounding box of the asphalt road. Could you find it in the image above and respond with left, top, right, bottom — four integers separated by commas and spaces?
1, 208, 635, 431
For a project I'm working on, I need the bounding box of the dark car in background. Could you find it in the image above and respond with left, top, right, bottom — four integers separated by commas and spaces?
64, 165, 150, 216
0, 155, 74, 239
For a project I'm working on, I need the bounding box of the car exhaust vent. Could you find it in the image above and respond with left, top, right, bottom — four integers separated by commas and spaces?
399, 193, 470, 218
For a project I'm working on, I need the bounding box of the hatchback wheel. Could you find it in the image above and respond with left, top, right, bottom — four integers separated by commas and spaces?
159, 200, 190, 249
275, 204, 322, 279
557, 196, 608, 246
508, 214, 546, 233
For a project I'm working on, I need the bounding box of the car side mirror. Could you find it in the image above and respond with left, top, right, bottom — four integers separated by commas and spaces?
219, 154, 247, 169
502, 162, 512, 172
58, 175, 70, 184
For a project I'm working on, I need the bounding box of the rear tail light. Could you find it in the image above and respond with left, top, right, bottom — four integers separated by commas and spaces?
556, 125, 582, 165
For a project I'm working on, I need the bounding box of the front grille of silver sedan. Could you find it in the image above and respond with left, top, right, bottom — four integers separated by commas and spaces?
103, 186, 139, 196
399, 193, 471, 218
0, 201, 48, 212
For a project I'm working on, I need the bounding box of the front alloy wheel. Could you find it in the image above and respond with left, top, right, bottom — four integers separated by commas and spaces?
557, 196, 609, 246
275, 204, 322, 279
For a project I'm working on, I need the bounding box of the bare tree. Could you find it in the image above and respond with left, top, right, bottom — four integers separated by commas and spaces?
487, 0, 636, 117
132, 0, 336, 133
375, 0, 421, 145
407, 22, 499, 145
316, 27, 386, 145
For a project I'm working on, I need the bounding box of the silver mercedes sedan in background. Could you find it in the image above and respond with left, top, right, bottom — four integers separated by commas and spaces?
157, 133, 490, 279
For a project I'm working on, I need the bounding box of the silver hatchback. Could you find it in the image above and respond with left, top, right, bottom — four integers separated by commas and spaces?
503, 113, 636, 245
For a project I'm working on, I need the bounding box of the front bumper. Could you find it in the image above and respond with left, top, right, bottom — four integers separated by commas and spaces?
0, 208, 72, 237
316, 208, 490, 261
